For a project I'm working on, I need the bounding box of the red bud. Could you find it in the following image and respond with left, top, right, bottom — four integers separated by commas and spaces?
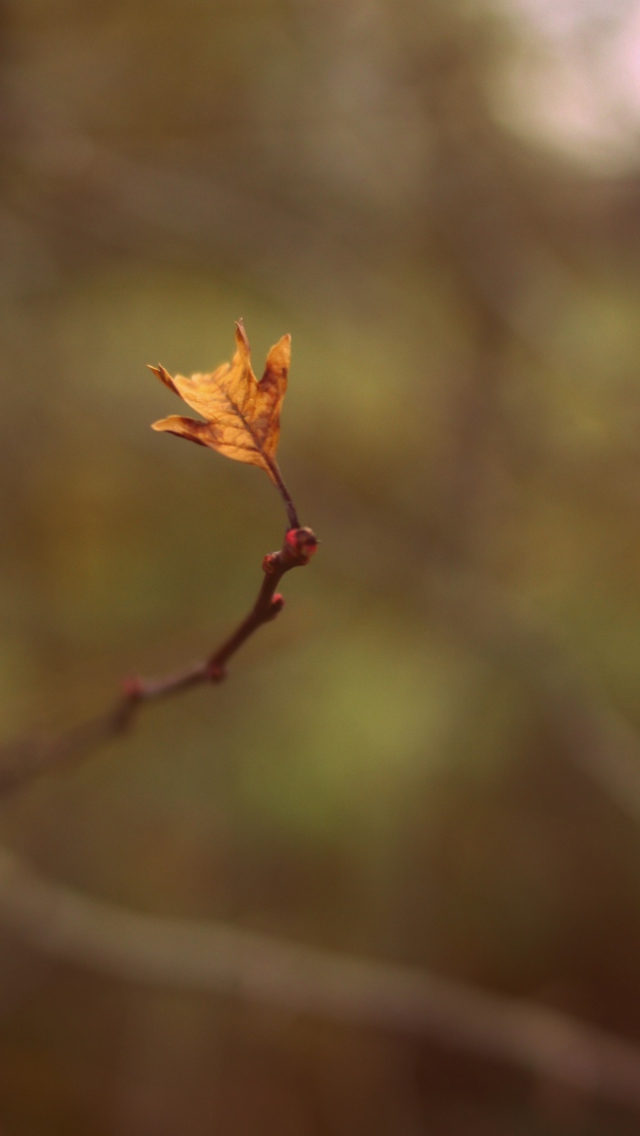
285, 527, 318, 564
122, 676, 144, 701
262, 552, 279, 574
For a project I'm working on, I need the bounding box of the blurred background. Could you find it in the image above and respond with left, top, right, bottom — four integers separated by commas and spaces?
3, 0, 640, 1131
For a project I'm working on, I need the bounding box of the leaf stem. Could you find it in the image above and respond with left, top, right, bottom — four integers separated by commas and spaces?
216, 390, 299, 528
266, 457, 300, 529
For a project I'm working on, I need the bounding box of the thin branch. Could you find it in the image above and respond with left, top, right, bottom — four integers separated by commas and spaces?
0, 844, 640, 1112
0, 525, 318, 795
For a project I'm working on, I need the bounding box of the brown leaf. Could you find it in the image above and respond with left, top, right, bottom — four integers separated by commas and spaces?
149, 320, 290, 487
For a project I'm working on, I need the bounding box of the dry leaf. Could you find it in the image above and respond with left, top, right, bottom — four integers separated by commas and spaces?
149, 320, 290, 488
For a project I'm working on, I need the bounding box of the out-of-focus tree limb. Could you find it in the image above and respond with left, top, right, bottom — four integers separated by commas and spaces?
420, 561, 640, 826
308, 481, 640, 829
0, 844, 639, 1110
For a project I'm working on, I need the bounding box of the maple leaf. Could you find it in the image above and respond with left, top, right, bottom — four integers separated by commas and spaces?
149, 320, 291, 494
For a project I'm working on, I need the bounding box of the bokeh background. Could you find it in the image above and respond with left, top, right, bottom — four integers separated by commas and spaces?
2, 0, 640, 1131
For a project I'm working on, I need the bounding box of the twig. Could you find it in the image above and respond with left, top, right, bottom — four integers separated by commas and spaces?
0, 844, 640, 1112
0, 525, 318, 795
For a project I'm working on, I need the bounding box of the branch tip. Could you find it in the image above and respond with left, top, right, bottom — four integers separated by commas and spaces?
284, 526, 318, 566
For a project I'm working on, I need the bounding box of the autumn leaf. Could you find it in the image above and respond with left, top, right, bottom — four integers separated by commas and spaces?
149, 320, 290, 492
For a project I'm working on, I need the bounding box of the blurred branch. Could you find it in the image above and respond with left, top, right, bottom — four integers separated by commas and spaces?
421, 562, 640, 826
409, 47, 640, 824
307, 477, 640, 828
1, 844, 640, 1110
0, 526, 317, 794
